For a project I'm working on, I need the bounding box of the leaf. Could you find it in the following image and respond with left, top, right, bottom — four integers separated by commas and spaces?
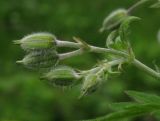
81, 103, 160, 121
119, 16, 139, 61
106, 30, 119, 48
119, 16, 140, 42
80, 91, 160, 121
126, 91, 160, 103
106, 30, 129, 51
109, 102, 138, 111
101, 104, 160, 121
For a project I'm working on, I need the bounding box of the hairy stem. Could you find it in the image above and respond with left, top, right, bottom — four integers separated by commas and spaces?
57, 40, 128, 57
57, 40, 160, 79
82, 58, 126, 75
56, 40, 81, 48
59, 49, 84, 60
127, 0, 150, 14
132, 59, 160, 79
108, 58, 126, 66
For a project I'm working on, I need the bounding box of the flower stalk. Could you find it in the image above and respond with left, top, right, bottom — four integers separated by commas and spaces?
57, 40, 160, 79
14, 0, 160, 98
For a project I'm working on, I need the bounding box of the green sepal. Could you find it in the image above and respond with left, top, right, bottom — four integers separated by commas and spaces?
100, 9, 128, 32
14, 32, 57, 51
41, 65, 80, 86
17, 48, 58, 69
119, 16, 140, 42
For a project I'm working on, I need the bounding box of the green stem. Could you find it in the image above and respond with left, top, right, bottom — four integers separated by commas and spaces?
127, 0, 150, 14
56, 40, 81, 48
59, 49, 84, 60
57, 40, 160, 79
57, 40, 128, 59
132, 59, 160, 79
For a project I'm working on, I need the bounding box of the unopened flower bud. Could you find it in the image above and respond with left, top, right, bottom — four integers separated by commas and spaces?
14, 32, 57, 51
41, 66, 80, 86
17, 49, 58, 69
100, 9, 128, 32
80, 73, 102, 98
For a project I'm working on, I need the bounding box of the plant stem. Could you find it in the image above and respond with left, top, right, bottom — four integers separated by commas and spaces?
127, 0, 150, 14
56, 40, 81, 48
90, 46, 127, 57
108, 58, 126, 66
57, 40, 160, 79
98, 58, 126, 75
82, 59, 126, 76
132, 59, 160, 79
57, 40, 128, 57
59, 49, 84, 60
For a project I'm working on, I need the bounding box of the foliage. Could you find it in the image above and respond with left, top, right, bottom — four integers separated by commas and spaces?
82, 91, 160, 121
1, 0, 160, 121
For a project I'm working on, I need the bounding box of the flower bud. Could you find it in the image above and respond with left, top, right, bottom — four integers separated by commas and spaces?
14, 32, 57, 51
41, 66, 80, 86
80, 73, 102, 97
100, 9, 128, 32
17, 49, 58, 69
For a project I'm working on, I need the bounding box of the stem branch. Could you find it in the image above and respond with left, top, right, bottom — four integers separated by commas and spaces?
57, 40, 160, 79
59, 49, 84, 60
57, 40, 128, 57
127, 0, 150, 14
132, 59, 160, 79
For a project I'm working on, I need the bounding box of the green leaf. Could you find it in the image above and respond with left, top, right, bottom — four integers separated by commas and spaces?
109, 102, 138, 111
106, 30, 119, 48
106, 30, 128, 51
119, 16, 140, 42
118, 16, 139, 61
126, 91, 160, 103
81, 91, 160, 121
81, 103, 160, 121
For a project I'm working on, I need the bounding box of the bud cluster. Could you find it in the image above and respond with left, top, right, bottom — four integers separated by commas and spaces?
14, 32, 117, 97
13, 22, 127, 98
14, 0, 160, 98
15, 32, 58, 70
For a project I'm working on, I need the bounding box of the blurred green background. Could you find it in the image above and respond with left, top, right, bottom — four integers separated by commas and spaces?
0, 0, 160, 121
